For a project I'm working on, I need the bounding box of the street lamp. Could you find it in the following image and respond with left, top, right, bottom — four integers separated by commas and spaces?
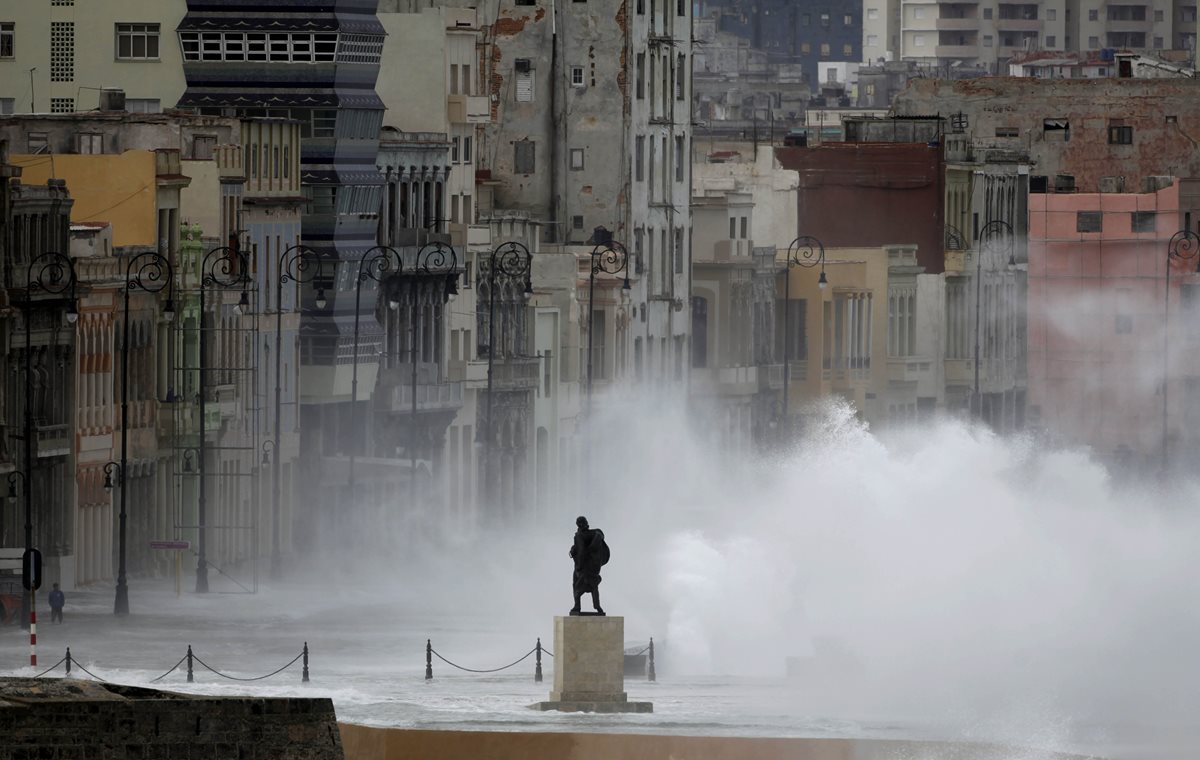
349, 246, 404, 501
481, 242, 533, 494
1162, 229, 1200, 467
18, 252, 77, 629
196, 246, 250, 593
404, 242, 459, 505
114, 251, 174, 615
269, 245, 326, 578
973, 220, 1016, 420
781, 236, 826, 436
586, 241, 631, 414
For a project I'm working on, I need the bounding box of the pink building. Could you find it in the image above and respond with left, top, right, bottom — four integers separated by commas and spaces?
1028, 179, 1200, 469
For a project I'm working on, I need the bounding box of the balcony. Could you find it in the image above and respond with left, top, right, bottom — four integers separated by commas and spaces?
934, 44, 981, 57
447, 94, 491, 124
995, 17, 1041, 30
887, 356, 933, 383
381, 379, 464, 415
1106, 18, 1152, 31
487, 356, 541, 390
692, 366, 759, 396
936, 18, 981, 29
35, 424, 71, 458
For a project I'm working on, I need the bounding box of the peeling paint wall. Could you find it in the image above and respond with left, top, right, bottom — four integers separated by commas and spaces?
894, 77, 1200, 194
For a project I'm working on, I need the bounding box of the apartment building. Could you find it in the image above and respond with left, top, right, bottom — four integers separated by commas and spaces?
863, 0, 1183, 72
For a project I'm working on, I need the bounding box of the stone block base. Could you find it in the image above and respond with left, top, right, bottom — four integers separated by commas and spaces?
530, 699, 653, 713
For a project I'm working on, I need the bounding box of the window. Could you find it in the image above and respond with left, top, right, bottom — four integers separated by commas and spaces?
1088, 36, 1100, 48
0, 98, 13, 115
1108, 121, 1133, 144
571, 66, 585, 86
801, 42, 811, 54
914, 6, 925, 18
843, 43, 853, 56
462, 65, 471, 95
729, 217, 736, 239
515, 61, 534, 102
1047, 8, 1056, 20
27, 133, 48, 153
914, 34, 925, 47
820, 12, 831, 25
678, 0, 686, 16
983, 35, 994, 47
636, 53, 645, 99
116, 23, 160, 60
820, 42, 831, 55
844, 14, 854, 25
569, 148, 585, 170
674, 136, 684, 182
676, 54, 686, 99
865, 83, 876, 96
637, 0, 644, 13
516, 0, 536, 5
125, 98, 160, 113
867, 7, 878, 19
1089, 9, 1098, 20
452, 137, 461, 163
1077, 211, 1103, 232
1132, 211, 1157, 232
450, 64, 459, 94
75, 133, 102, 154
802, 13, 811, 25
1155, 9, 1164, 21
983, 7, 993, 18
740, 216, 748, 238
1046, 35, 1056, 46
463, 136, 472, 163
193, 135, 217, 160
0, 22, 13, 58
995, 126, 1018, 137
514, 139, 535, 174
867, 34, 879, 46
1154, 35, 1164, 48
573, 215, 584, 230
635, 136, 645, 181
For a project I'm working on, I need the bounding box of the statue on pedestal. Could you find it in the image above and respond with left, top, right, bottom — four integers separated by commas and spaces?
569, 516, 608, 615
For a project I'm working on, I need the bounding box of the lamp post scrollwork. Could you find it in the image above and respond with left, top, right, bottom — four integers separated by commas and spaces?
482, 242, 533, 494
18, 252, 77, 628
114, 251, 174, 614
196, 246, 250, 594
586, 241, 631, 414
781, 236, 826, 436
1162, 229, 1200, 467
269, 245, 326, 578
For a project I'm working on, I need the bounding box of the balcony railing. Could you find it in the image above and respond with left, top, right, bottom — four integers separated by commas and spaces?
384, 380, 464, 414
488, 356, 541, 390
35, 424, 71, 458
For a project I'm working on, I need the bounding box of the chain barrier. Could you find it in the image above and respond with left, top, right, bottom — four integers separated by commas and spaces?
30, 643, 312, 685
424, 636, 654, 683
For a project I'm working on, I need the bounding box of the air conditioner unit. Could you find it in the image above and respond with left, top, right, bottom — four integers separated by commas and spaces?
515, 58, 532, 73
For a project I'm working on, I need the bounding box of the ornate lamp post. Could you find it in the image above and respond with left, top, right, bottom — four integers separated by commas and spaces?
781, 236, 826, 434
269, 245, 326, 578
401, 242, 458, 505
482, 242, 533, 493
348, 246, 404, 501
974, 220, 1015, 418
113, 251, 174, 614
1163, 229, 1200, 467
586, 241, 631, 414
196, 247, 250, 593
17, 252, 77, 628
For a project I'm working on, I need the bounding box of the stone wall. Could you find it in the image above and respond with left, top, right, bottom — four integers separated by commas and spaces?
0, 678, 342, 760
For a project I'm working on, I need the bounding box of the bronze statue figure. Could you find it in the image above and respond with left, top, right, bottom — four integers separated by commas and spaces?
569, 516, 609, 615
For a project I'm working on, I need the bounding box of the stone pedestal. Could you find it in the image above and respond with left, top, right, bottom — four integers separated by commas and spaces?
531, 616, 652, 713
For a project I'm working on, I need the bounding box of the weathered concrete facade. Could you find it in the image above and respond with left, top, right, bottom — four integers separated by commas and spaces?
894, 77, 1200, 194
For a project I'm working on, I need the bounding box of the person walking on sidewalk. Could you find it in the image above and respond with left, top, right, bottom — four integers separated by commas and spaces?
48, 583, 65, 624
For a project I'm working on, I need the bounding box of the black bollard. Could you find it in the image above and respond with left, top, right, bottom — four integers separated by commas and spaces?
425, 639, 433, 680
302, 642, 310, 683
186, 645, 194, 683
648, 638, 656, 682
65, 647, 72, 676
534, 638, 543, 683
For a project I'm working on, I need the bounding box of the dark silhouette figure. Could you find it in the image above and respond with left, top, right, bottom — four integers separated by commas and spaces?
48, 583, 65, 624
569, 516, 609, 615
